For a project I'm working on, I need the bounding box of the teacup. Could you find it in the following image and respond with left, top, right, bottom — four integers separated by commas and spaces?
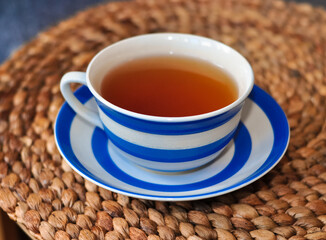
60, 33, 254, 172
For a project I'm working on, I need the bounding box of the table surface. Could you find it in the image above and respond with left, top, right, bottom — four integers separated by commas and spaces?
0, 0, 325, 64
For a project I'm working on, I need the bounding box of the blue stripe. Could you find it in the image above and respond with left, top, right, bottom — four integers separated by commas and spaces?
54, 87, 114, 186
231, 85, 289, 185
103, 125, 237, 162
93, 122, 251, 192
189, 85, 290, 196
97, 100, 243, 135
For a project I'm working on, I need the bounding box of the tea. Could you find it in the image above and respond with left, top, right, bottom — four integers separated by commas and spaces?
100, 56, 238, 117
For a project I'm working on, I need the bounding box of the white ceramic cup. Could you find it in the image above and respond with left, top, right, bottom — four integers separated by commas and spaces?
60, 33, 254, 172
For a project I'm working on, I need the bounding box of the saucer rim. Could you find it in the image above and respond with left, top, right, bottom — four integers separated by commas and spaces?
54, 85, 290, 201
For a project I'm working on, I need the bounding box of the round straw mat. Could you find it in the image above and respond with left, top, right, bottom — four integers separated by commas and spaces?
0, 0, 325, 239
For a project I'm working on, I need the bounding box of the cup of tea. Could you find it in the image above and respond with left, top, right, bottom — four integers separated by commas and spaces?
60, 33, 254, 172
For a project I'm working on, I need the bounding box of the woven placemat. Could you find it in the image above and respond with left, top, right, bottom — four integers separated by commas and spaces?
0, 0, 325, 239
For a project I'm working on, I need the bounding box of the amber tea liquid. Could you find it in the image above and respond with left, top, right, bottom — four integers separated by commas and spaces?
100, 56, 238, 117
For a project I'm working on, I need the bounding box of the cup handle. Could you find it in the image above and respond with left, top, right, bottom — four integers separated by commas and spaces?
60, 71, 103, 129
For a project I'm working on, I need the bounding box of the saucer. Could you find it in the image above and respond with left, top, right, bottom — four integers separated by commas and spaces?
55, 85, 289, 201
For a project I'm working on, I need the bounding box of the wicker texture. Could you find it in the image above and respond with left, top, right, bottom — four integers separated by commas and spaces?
0, 0, 325, 239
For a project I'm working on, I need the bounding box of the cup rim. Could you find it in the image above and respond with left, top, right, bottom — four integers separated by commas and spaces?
86, 33, 254, 123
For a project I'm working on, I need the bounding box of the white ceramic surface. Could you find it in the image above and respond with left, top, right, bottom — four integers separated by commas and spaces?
55, 85, 289, 201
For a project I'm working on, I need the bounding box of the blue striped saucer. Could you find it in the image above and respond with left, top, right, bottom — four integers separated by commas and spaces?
54, 85, 289, 201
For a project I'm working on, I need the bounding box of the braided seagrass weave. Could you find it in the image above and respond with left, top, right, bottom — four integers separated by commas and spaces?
0, 0, 325, 239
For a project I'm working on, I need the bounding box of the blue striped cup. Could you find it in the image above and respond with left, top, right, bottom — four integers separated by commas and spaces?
60, 33, 254, 172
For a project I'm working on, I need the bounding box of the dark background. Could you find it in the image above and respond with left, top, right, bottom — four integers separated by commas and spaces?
0, 0, 325, 64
